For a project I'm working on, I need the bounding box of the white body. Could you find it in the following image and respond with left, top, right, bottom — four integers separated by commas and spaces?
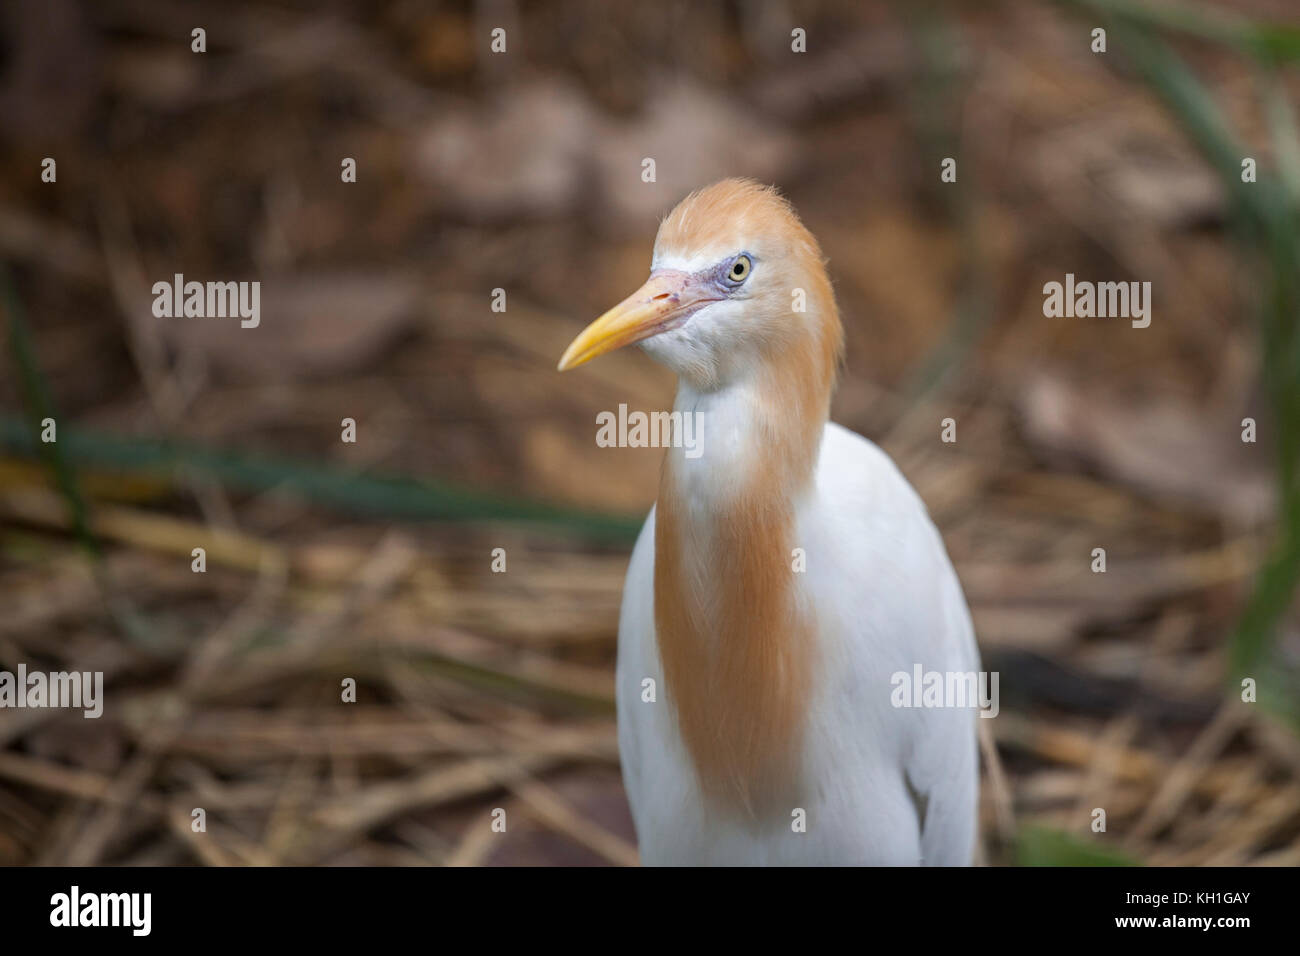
617, 421, 980, 865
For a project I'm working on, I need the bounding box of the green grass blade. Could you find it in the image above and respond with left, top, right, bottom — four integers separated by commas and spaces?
1017, 826, 1141, 866
0, 418, 644, 543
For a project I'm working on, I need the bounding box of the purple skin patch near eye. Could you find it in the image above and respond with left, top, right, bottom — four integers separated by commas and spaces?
631, 270, 718, 338
668, 253, 756, 300
713, 253, 756, 292
638, 254, 756, 340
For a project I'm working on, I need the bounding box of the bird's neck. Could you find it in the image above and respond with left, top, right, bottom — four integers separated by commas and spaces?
653, 360, 831, 814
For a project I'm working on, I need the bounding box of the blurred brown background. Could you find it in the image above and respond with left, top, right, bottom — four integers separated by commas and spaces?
1, 0, 1298, 865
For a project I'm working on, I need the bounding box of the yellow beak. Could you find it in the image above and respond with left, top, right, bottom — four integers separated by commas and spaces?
557, 270, 716, 371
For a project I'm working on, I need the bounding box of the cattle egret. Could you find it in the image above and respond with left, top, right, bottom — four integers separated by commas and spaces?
558, 179, 980, 865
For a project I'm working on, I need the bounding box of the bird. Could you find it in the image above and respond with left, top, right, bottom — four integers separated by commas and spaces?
557, 178, 980, 865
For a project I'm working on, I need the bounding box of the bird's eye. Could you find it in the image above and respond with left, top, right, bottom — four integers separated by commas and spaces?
728, 255, 752, 283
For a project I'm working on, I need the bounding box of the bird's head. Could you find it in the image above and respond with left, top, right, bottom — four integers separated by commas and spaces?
558, 179, 843, 395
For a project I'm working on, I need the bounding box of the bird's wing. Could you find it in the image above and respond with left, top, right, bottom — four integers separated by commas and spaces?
902, 492, 981, 865
614, 505, 659, 846
817, 422, 981, 864
905, 602, 980, 863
